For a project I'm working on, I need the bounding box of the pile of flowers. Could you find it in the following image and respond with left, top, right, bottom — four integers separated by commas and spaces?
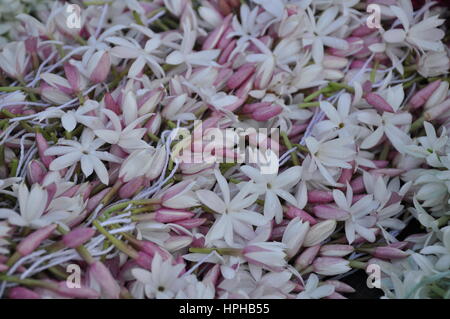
0, 0, 449, 299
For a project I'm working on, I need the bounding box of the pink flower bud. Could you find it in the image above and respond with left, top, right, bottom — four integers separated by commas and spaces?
88, 261, 121, 299
252, 104, 283, 121
325, 280, 355, 293
304, 220, 337, 247
365, 93, 395, 113
372, 246, 409, 259
351, 25, 377, 37
409, 80, 441, 109
36, 133, 54, 168
119, 176, 144, 199
9, 287, 41, 299
295, 245, 320, 271
88, 51, 111, 84
164, 235, 193, 251
63, 227, 95, 248
64, 62, 82, 93
27, 160, 47, 184
218, 39, 236, 64
104, 92, 120, 114
350, 176, 365, 193
174, 218, 206, 229
202, 15, 232, 50
0, 263, 8, 272
217, 26, 234, 49
307, 190, 334, 203
313, 257, 351, 276
155, 208, 195, 223
286, 206, 317, 225
138, 88, 164, 115
243, 242, 286, 272
425, 99, 450, 120
320, 244, 354, 257
86, 188, 110, 212
313, 205, 349, 220
56, 282, 100, 299
227, 63, 256, 90
145, 112, 162, 134
135, 251, 153, 269
17, 224, 57, 256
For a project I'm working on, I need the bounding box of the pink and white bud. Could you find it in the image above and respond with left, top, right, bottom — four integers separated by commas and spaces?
313, 205, 349, 220
119, 176, 144, 199
425, 99, 450, 120
145, 147, 167, 180
36, 133, 54, 169
174, 218, 206, 229
282, 218, 310, 258
251, 104, 283, 121
320, 244, 354, 257
409, 80, 441, 109
325, 280, 356, 293
155, 208, 195, 223
323, 55, 348, 69
164, 235, 193, 252
87, 50, 111, 84
286, 206, 317, 225
88, 261, 121, 299
307, 190, 334, 203
295, 245, 320, 271
145, 112, 162, 135
372, 246, 409, 259
304, 220, 337, 247
17, 224, 57, 256
138, 88, 164, 115
227, 63, 256, 90
243, 242, 287, 272
63, 227, 95, 248
425, 81, 449, 109
313, 257, 351, 276
365, 93, 395, 113
27, 160, 47, 184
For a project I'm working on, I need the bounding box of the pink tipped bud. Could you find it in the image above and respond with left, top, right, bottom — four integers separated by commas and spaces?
242, 101, 271, 114
365, 93, 395, 113
252, 104, 283, 121
64, 62, 82, 93
227, 63, 256, 90
351, 24, 377, 37
372, 246, 409, 259
286, 206, 317, 225
337, 167, 354, 186
174, 218, 206, 229
145, 112, 162, 135
409, 80, 441, 109
202, 15, 232, 50
88, 261, 121, 299
9, 287, 41, 299
27, 160, 47, 184
320, 244, 354, 257
104, 92, 120, 114
86, 187, 110, 212
329, 37, 364, 57
56, 282, 100, 299
88, 51, 111, 83
388, 241, 408, 249
119, 176, 144, 199
63, 227, 96, 248
313, 257, 351, 276
325, 280, 356, 293
138, 88, 164, 115
218, 39, 236, 64
307, 190, 334, 203
0, 263, 8, 272
313, 205, 349, 220
425, 99, 450, 121
164, 235, 193, 251
155, 208, 195, 223
17, 224, 57, 256
36, 133, 54, 168
295, 245, 320, 271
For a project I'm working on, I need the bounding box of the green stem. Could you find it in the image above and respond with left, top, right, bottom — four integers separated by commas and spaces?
92, 220, 138, 259
299, 101, 320, 108
281, 132, 300, 166
188, 247, 242, 256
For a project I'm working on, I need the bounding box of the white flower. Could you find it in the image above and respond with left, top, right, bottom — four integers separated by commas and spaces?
0, 183, 70, 228
131, 254, 186, 299
305, 135, 356, 186
44, 100, 102, 132
108, 35, 165, 78
303, 6, 349, 64
332, 186, 379, 244
420, 225, 450, 272
418, 51, 450, 77
45, 128, 122, 185
166, 22, 220, 71
94, 108, 151, 151
175, 276, 215, 299
196, 170, 267, 246
240, 165, 302, 224
382, 6, 445, 52
404, 121, 448, 168
296, 274, 335, 299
